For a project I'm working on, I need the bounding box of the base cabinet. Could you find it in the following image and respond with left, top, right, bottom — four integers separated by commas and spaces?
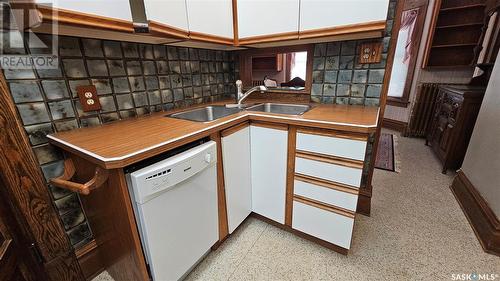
221, 126, 253, 234
292, 200, 354, 249
250, 125, 288, 224
221, 123, 366, 253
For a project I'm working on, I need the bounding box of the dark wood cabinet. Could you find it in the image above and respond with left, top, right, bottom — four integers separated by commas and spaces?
426, 85, 485, 173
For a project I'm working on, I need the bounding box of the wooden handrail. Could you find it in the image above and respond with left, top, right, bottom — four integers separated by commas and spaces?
49, 159, 108, 195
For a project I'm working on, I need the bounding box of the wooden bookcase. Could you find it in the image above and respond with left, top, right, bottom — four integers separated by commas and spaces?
422, 0, 487, 68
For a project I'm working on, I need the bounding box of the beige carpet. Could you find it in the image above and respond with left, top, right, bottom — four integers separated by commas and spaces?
93, 131, 499, 281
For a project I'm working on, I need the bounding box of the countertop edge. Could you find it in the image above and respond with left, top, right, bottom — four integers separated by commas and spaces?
48, 110, 379, 169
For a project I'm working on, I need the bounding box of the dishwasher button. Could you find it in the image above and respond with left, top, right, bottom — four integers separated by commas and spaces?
204, 153, 211, 163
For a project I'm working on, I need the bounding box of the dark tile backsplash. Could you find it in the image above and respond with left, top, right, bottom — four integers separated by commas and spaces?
4, 32, 237, 249
310, 0, 396, 106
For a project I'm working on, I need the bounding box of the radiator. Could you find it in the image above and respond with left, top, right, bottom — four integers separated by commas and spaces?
406, 83, 440, 137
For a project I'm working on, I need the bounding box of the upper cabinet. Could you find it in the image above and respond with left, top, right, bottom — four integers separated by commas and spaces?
299, 0, 390, 37
143, 0, 190, 38
35, 0, 134, 33
186, 0, 234, 42
237, 0, 300, 44
36, 0, 133, 21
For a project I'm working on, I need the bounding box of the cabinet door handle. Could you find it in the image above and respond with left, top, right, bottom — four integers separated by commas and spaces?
49, 159, 108, 195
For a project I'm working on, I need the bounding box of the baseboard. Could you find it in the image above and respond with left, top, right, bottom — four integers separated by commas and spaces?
76, 240, 105, 280
382, 118, 408, 133
450, 170, 500, 256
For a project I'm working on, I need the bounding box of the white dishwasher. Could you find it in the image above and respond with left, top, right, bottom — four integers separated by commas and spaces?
126, 140, 218, 281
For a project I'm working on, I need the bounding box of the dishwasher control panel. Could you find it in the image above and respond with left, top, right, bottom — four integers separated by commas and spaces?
128, 141, 217, 204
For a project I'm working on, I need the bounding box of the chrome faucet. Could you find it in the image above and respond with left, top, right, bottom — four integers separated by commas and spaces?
236, 82, 267, 106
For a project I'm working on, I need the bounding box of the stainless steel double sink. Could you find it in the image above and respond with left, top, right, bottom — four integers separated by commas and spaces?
168, 103, 311, 122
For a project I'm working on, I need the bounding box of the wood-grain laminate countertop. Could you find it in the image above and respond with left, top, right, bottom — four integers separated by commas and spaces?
48, 101, 380, 169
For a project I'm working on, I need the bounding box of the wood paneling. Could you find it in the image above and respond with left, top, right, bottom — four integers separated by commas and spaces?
451, 170, 500, 256
48, 101, 379, 169
0, 72, 84, 280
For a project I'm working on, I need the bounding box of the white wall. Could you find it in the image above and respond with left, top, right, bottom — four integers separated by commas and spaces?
461, 56, 500, 218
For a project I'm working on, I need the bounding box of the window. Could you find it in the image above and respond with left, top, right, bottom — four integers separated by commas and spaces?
387, 0, 428, 107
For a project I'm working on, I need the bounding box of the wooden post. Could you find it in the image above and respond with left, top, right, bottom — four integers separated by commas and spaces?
0, 71, 85, 280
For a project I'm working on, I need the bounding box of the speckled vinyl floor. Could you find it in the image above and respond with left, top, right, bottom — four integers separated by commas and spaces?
93, 131, 500, 281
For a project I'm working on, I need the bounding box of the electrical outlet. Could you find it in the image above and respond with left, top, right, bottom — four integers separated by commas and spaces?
76, 85, 101, 112
358, 42, 383, 64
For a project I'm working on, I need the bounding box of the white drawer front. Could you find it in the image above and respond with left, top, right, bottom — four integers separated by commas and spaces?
292, 201, 354, 249
296, 133, 366, 161
295, 157, 362, 187
294, 180, 358, 212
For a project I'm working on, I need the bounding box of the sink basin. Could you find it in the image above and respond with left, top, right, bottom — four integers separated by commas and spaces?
168, 106, 241, 122
247, 103, 311, 115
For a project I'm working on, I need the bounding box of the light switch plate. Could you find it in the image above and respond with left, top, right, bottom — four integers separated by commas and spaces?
76, 85, 101, 112
358, 42, 383, 64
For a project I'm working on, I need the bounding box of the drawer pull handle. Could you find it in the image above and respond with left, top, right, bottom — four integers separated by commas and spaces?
49, 159, 108, 195
294, 195, 355, 219
295, 173, 359, 195
295, 150, 364, 169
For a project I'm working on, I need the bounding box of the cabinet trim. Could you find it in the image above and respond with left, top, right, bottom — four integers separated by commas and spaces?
293, 195, 355, 219
210, 133, 230, 241
295, 173, 359, 195
299, 20, 386, 39
148, 20, 189, 39
285, 126, 298, 226
239, 31, 299, 45
232, 0, 239, 45
221, 121, 250, 137
37, 5, 134, 33
295, 150, 364, 169
251, 121, 289, 131
189, 31, 234, 45
297, 127, 368, 141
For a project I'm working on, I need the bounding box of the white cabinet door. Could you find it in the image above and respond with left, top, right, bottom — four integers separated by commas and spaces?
237, 0, 300, 39
36, 0, 132, 21
250, 125, 288, 224
186, 0, 233, 39
299, 0, 389, 32
222, 126, 252, 233
143, 0, 189, 31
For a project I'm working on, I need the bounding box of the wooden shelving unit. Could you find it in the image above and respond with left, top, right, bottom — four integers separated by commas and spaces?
422, 0, 486, 68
